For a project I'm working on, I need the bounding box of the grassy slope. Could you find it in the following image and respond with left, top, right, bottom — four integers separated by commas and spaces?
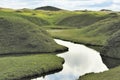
101, 30, 120, 58
0, 11, 68, 54
15, 9, 82, 25
56, 11, 109, 28
0, 11, 50, 26
0, 16, 67, 54
0, 54, 64, 80
48, 29, 107, 46
19, 15, 50, 26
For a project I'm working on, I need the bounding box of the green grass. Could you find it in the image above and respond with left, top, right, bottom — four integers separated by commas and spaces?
18, 15, 50, 26
79, 65, 120, 80
1, 9, 110, 27
0, 12, 67, 54
15, 9, 82, 25
48, 29, 108, 46
0, 54, 64, 80
56, 12, 109, 28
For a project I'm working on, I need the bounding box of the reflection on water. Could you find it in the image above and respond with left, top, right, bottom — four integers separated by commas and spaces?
32, 39, 108, 80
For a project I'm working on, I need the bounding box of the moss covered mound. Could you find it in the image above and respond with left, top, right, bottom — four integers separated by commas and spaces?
56, 13, 109, 28
101, 30, 120, 58
0, 16, 66, 55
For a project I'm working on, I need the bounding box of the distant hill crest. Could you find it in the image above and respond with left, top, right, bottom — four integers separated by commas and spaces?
35, 6, 62, 11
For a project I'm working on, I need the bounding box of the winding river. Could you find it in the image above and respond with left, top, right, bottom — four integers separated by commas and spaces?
32, 39, 108, 80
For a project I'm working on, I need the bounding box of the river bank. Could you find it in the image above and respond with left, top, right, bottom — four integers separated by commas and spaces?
0, 54, 65, 80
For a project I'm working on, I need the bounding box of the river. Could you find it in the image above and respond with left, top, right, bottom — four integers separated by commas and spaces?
32, 39, 108, 80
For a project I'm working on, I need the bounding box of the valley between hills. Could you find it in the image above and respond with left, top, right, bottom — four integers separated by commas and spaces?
0, 6, 120, 80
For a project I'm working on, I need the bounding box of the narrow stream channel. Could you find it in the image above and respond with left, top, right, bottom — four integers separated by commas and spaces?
32, 39, 108, 80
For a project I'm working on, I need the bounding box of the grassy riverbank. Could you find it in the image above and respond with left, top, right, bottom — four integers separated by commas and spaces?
48, 29, 107, 46
0, 54, 64, 80
79, 65, 120, 80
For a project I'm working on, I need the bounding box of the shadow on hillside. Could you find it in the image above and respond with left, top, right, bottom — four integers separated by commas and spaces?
101, 54, 120, 68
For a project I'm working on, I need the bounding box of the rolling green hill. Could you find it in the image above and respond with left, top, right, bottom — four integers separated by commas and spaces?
56, 12, 109, 28
0, 15, 67, 55
16, 10, 82, 25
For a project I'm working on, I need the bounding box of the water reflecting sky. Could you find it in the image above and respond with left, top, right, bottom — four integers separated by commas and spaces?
32, 39, 108, 80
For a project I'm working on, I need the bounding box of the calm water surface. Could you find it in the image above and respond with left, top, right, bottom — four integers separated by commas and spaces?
32, 39, 108, 80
